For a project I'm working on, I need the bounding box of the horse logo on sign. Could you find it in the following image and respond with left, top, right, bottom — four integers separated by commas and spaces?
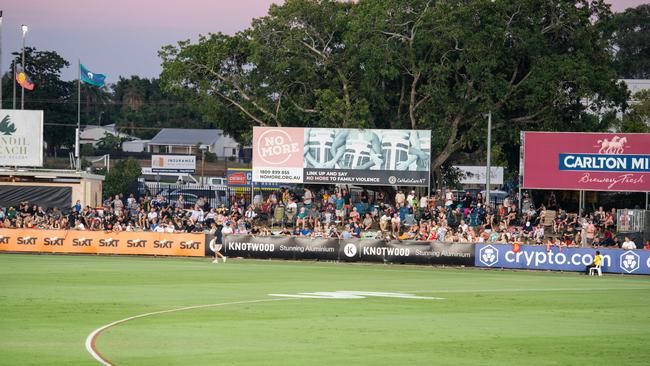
596, 136, 628, 155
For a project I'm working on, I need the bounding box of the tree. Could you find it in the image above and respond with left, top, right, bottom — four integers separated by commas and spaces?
610, 4, 650, 79
5, 47, 76, 154
160, 0, 627, 177
619, 90, 650, 132
95, 133, 133, 151
103, 158, 142, 198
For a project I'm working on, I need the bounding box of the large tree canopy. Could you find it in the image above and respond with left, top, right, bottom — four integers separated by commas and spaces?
160, 0, 626, 178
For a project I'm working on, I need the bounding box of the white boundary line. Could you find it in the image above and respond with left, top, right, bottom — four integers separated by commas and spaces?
409, 287, 650, 294
84, 298, 291, 366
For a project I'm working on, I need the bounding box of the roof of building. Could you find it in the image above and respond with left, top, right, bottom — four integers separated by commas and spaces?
149, 128, 224, 146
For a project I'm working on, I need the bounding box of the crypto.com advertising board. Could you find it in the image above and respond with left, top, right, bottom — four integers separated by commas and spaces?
252, 127, 431, 186
522, 132, 650, 192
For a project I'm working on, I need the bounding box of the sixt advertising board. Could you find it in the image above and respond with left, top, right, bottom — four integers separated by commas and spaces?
252, 127, 431, 186
0, 109, 44, 167
521, 132, 650, 192
0, 229, 205, 257
475, 243, 650, 275
222, 235, 474, 265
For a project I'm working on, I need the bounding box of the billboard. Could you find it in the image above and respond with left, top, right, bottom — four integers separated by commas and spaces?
151, 155, 196, 173
475, 243, 650, 275
0, 109, 43, 167
522, 132, 650, 192
455, 165, 504, 185
252, 127, 431, 186
227, 168, 252, 187
0, 229, 205, 257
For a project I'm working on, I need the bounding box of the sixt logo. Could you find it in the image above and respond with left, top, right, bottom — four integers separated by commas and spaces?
619, 250, 640, 273
73, 238, 93, 246
127, 239, 147, 248
0, 236, 10, 244
17, 236, 37, 245
479, 245, 499, 267
180, 240, 199, 250
44, 237, 64, 246
98, 238, 118, 247
154, 240, 173, 249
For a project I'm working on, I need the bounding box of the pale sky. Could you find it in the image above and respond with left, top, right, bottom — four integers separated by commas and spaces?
0, 0, 645, 82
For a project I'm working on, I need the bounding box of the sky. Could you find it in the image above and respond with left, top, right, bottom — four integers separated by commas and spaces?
0, 0, 646, 82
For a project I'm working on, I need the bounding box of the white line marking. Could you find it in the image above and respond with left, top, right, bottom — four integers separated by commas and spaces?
85, 298, 291, 365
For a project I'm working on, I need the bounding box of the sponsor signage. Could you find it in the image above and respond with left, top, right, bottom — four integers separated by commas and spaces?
151, 155, 196, 173
522, 132, 650, 192
455, 165, 504, 185
223, 235, 474, 265
0, 229, 205, 257
252, 127, 431, 186
227, 169, 253, 187
0, 109, 44, 167
475, 243, 650, 275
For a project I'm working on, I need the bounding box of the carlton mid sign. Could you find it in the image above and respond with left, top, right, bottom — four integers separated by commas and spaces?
0, 109, 43, 167
522, 132, 650, 192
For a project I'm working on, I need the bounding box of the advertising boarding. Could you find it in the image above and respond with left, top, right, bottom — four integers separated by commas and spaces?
151, 155, 196, 173
521, 132, 650, 192
475, 243, 650, 275
252, 127, 431, 186
0, 109, 44, 167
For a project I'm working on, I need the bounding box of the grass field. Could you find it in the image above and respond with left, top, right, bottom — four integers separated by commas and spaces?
1, 254, 650, 365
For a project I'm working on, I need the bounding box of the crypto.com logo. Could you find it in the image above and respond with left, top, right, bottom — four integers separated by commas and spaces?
619, 250, 640, 273
479, 245, 499, 267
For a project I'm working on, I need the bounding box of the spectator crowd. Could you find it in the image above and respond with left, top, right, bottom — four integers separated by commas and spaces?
0, 187, 647, 249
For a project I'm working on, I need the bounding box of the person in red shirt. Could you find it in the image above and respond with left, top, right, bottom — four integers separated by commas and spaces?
644, 241, 650, 250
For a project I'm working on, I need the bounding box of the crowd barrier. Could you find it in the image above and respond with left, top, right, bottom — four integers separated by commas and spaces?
475, 243, 650, 275
0, 229, 205, 257
222, 235, 475, 265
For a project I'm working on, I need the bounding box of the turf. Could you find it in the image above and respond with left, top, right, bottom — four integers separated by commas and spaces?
1, 254, 650, 365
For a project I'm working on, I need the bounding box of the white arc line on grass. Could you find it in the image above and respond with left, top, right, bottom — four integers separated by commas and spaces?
408, 287, 650, 294
85, 298, 292, 366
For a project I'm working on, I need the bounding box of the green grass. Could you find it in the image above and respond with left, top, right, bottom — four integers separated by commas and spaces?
1, 254, 650, 365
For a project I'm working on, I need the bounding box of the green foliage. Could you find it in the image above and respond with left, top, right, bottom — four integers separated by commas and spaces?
619, 90, 650, 133
96, 133, 132, 151
160, 0, 627, 177
609, 4, 650, 79
103, 158, 142, 198
80, 144, 94, 156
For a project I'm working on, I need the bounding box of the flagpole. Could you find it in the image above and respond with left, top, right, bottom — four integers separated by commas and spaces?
20, 24, 27, 110
77, 59, 81, 171
0, 10, 4, 110
12, 59, 15, 109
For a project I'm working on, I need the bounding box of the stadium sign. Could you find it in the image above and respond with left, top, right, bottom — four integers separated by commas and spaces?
151, 155, 196, 173
0, 229, 205, 257
521, 132, 650, 192
455, 165, 504, 185
474, 243, 650, 275
0, 109, 44, 167
252, 127, 431, 186
222, 235, 474, 265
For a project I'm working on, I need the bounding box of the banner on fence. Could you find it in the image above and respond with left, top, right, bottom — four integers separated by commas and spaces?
521, 132, 650, 192
0, 229, 205, 257
151, 155, 196, 173
475, 243, 650, 275
0, 109, 44, 167
223, 235, 474, 265
252, 127, 431, 186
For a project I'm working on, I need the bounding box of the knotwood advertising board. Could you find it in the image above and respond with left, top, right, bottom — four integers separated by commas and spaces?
252, 127, 431, 186
521, 132, 650, 192
0, 229, 205, 257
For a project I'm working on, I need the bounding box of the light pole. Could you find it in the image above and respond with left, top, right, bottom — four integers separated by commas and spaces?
20, 24, 27, 110
483, 111, 492, 208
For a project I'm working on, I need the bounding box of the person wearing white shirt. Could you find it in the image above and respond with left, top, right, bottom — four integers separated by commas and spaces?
622, 237, 636, 250
154, 224, 165, 233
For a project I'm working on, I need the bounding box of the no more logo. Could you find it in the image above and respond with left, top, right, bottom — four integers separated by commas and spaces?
620, 250, 640, 273
479, 245, 499, 267
256, 129, 299, 165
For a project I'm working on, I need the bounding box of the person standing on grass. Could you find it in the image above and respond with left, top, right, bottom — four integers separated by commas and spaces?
585, 251, 602, 275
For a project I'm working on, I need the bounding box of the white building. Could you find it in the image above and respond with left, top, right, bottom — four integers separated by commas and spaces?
146, 128, 241, 157
80, 124, 135, 147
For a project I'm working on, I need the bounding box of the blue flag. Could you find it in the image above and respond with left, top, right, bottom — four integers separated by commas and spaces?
80, 63, 106, 87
